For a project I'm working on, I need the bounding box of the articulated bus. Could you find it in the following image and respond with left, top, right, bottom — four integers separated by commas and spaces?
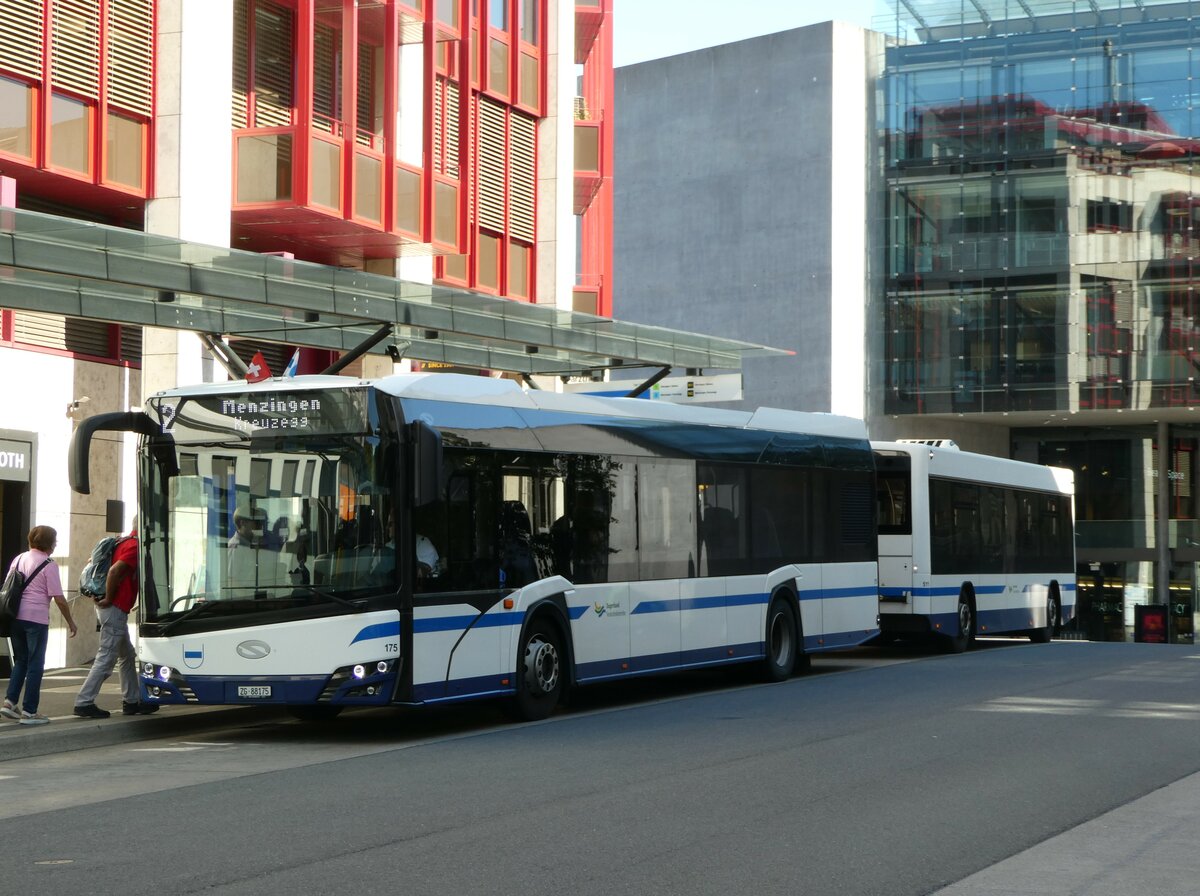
70, 373, 881, 720
873, 440, 1076, 652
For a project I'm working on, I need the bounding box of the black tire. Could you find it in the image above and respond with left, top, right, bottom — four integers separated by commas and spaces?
1029, 590, 1060, 644
761, 596, 799, 682
512, 617, 565, 721
944, 591, 974, 654
288, 705, 343, 722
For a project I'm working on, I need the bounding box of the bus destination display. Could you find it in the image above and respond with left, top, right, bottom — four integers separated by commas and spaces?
155, 389, 369, 441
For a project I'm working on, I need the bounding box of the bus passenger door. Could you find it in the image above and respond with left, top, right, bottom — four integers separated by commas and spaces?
878, 535, 916, 623
630, 460, 693, 672
630, 579, 680, 672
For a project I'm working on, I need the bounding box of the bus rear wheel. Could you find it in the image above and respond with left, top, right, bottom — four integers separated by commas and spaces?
761, 596, 799, 682
512, 619, 565, 722
944, 592, 974, 654
1030, 591, 1060, 644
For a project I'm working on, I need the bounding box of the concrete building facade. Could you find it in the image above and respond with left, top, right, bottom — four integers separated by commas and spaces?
615, 23, 885, 419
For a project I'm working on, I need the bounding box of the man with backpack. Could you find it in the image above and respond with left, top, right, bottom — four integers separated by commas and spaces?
74, 521, 158, 719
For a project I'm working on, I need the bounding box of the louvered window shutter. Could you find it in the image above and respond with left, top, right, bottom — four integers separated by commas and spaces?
106, 0, 153, 116
52, 0, 101, 99
509, 112, 536, 243
478, 97, 506, 233
313, 22, 338, 130
356, 42, 375, 144
14, 312, 113, 358
233, 0, 249, 127
0, 0, 44, 81
444, 80, 460, 177
433, 78, 444, 172
253, 1, 294, 127
119, 324, 142, 364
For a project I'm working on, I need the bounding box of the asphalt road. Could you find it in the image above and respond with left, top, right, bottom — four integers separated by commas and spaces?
4, 640, 1200, 896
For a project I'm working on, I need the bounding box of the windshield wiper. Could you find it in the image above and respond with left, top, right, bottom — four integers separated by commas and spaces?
158, 599, 230, 635
291, 584, 368, 611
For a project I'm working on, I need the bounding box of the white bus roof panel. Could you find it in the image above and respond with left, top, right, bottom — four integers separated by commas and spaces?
872, 440, 1074, 495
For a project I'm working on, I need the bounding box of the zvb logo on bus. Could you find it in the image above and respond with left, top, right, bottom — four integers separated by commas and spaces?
593, 601, 625, 618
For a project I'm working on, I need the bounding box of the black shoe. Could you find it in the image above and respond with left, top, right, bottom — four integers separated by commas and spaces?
123, 701, 159, 715
74, 703, 111, 719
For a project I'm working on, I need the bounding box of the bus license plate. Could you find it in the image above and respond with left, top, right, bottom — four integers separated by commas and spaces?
237, 685, 272, 699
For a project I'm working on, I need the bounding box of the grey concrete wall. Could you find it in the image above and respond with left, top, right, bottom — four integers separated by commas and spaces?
614, 24, 866, 415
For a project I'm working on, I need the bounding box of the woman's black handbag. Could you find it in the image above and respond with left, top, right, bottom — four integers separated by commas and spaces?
0, 557, 51, 637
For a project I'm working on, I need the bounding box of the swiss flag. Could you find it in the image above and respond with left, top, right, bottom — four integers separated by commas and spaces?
245, 351, 272, 383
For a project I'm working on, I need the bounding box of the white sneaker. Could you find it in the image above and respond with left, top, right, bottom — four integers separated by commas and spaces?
0, 700, 19, 720
19, 711, 50, 726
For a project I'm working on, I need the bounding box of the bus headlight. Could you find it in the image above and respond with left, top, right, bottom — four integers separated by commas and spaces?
142, 662, 174, 682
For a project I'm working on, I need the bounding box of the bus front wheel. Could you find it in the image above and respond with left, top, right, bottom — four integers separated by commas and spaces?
761, 596, 799, 682
512, 619, 565, 722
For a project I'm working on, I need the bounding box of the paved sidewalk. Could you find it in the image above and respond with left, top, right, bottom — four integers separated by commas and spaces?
932, 770, 1200, 895
0, 665, 274, 761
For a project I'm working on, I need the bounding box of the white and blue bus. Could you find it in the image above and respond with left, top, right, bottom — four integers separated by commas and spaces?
70, 373, 882, 720
873, 440, 1076, 652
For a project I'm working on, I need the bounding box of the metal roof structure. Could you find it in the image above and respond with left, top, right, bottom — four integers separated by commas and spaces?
0, 208, 790, 378
883, 0, 1190, 42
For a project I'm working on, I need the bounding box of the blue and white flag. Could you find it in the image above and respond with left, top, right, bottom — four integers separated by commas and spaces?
283, 349, 300, 378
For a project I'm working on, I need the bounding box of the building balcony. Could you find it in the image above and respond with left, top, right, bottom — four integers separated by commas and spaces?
575, 0, 607, 64
231, 126, 431, 266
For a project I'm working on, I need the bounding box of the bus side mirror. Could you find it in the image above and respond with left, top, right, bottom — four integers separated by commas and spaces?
410, 420, 443, 507
69, 411, 170, 495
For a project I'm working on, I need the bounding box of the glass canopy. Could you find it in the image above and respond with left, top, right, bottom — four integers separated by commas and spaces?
0, 208, 790, 376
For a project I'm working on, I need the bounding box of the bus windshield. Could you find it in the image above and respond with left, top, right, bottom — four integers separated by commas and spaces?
141, 388, 398, 623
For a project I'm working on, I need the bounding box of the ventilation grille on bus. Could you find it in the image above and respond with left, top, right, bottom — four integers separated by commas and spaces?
897, 439, 960, 450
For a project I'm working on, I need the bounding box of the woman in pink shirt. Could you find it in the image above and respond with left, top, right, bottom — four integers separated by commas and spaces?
2, 526, 78, 725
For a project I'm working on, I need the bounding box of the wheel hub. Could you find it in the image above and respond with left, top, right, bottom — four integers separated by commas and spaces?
524, 637, 559, 695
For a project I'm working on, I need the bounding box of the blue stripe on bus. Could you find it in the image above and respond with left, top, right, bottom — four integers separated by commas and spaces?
921, 585, 1007, 597
416, 625, 881, 699
411, 613, 526, 634
365, 582, 884, 644
820, 586, 882, 599
358, 603, 592, 644
926, 605, 1050, 635
350, 621, 401, 644
630, 588, 875, 615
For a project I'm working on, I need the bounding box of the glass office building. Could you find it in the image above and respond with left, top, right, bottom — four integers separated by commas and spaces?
880, 0, 1200, 640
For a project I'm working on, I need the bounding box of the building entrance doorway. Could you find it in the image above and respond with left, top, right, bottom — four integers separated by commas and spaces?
0, 436, 34, 677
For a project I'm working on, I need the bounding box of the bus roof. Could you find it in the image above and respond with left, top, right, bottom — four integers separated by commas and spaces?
373, 373, 869, 440
871, 440, 1074, 495
150, 372, 869, 441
